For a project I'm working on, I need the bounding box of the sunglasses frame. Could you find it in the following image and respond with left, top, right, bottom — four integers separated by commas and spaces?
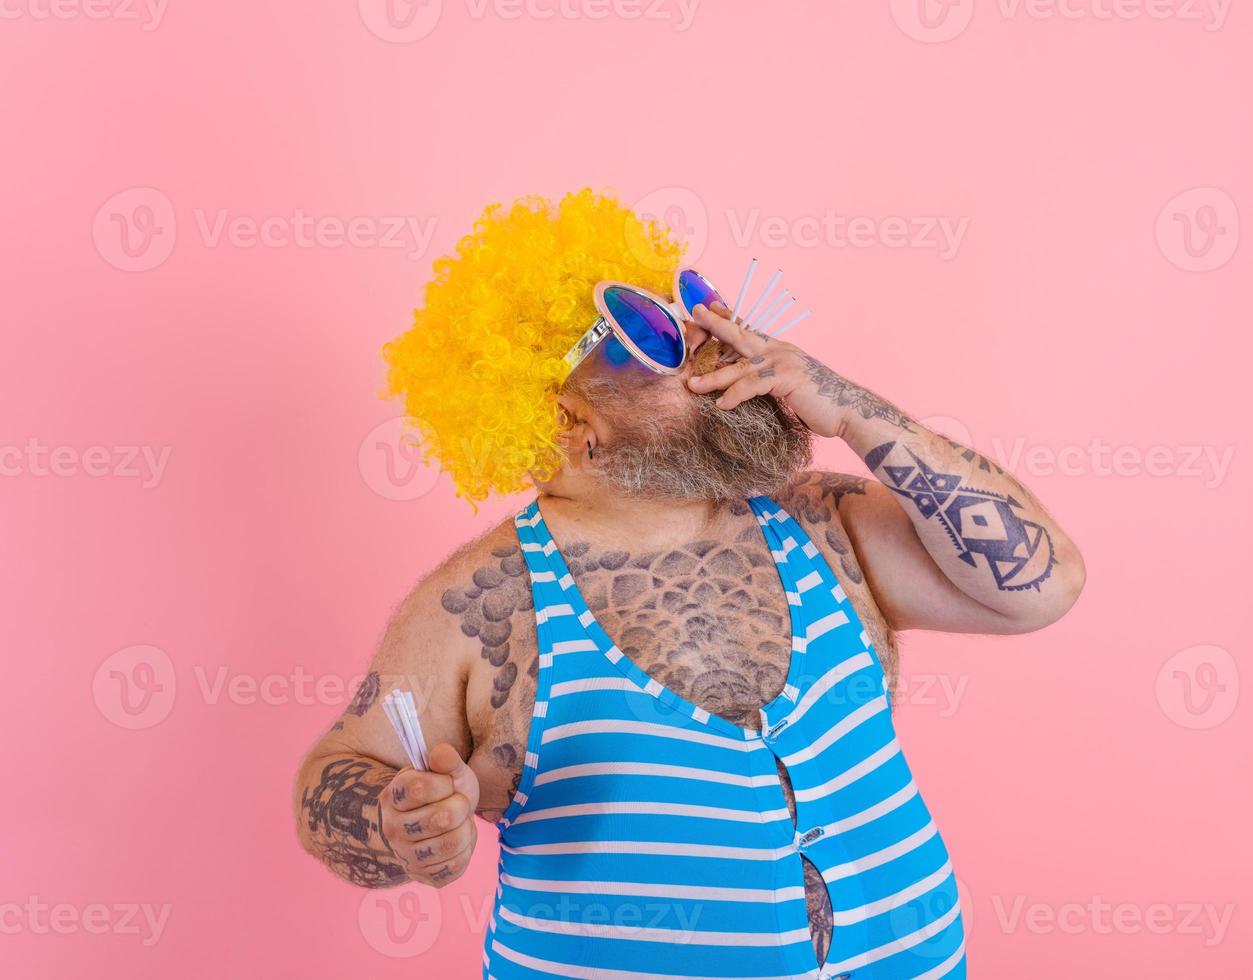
562, 269, 725, 378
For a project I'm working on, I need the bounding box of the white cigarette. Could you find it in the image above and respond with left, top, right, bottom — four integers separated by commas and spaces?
754, 291, 792, 329
401, 691, 430, 769
770, 309, 813, 337
730, 258, 757, 322
742, 269, 783, 329
382, 694, 421, 769
397, 698, 425, 770
757, 296, 797, 333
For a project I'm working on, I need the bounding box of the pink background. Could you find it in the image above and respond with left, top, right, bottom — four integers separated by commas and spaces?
1, 1, 1248, 976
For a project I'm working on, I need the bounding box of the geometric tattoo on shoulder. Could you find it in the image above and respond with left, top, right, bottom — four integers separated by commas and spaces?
866, 440, 1056, 592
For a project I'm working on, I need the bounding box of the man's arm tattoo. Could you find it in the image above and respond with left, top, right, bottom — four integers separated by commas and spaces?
802, 355, 914, 431
301, 758, 406, 888
346, 671, 380, 716
865, 440, 1056, 592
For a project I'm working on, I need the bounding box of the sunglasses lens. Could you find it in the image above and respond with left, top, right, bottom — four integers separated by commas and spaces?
677, 269, 725, 317
601, 286, 684, 370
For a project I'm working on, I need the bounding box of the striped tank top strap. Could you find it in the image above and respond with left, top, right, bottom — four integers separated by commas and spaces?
498, 500, 559, 830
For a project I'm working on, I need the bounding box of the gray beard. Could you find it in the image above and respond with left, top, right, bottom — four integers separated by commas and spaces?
569, 373, 813, 502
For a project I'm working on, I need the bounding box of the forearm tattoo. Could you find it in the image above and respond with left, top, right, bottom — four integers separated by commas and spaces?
301, 758, 406, 887
865, 440, 1056, 592
802, 355, 914, 431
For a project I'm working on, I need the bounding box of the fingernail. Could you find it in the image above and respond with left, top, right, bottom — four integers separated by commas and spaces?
693, 303, 707, 315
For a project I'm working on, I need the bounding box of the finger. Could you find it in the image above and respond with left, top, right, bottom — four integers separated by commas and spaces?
716, 374, 776, 411
408, 819, 476, 868
687, 356, 754, 394
428, 742, 480, 812
682, 318, 709, 352
420, 841, 475, 886
393, 792, 473, 842
692, 304, 765, 358
710, 300, 736, 322
387, 768, 453, 812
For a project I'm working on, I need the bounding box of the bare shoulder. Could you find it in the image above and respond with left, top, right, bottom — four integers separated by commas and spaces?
777, 470, 871, 519
376, 516, 526, 672
417, 516, 539, 819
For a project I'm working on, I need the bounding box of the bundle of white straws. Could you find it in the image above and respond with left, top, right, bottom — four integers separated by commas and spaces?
381, 688, 429, 770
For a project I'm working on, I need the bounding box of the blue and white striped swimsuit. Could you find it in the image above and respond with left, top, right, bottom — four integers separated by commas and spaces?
486, 496, 966, 979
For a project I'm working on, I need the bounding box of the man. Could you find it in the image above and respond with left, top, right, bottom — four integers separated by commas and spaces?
293, 191, 1084, 979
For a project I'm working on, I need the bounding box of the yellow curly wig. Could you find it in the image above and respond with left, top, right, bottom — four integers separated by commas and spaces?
382, 189, 684, 505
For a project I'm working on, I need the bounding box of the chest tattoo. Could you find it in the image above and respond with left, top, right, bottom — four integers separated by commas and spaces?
439, 504, 891, 964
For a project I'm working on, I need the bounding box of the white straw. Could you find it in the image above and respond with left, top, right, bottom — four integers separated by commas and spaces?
382, 689, 429, 770
769, 309, 813, 337
753, 291, 791, 329
401, 691, 430, 769
381, 694, 422, 769
397, 695, 426, 771
742, 268, 782, 329
757, 296, 797, 333
730, 257, 757, 322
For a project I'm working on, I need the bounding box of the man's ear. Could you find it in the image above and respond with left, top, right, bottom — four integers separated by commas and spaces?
556, 393, 599, 457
